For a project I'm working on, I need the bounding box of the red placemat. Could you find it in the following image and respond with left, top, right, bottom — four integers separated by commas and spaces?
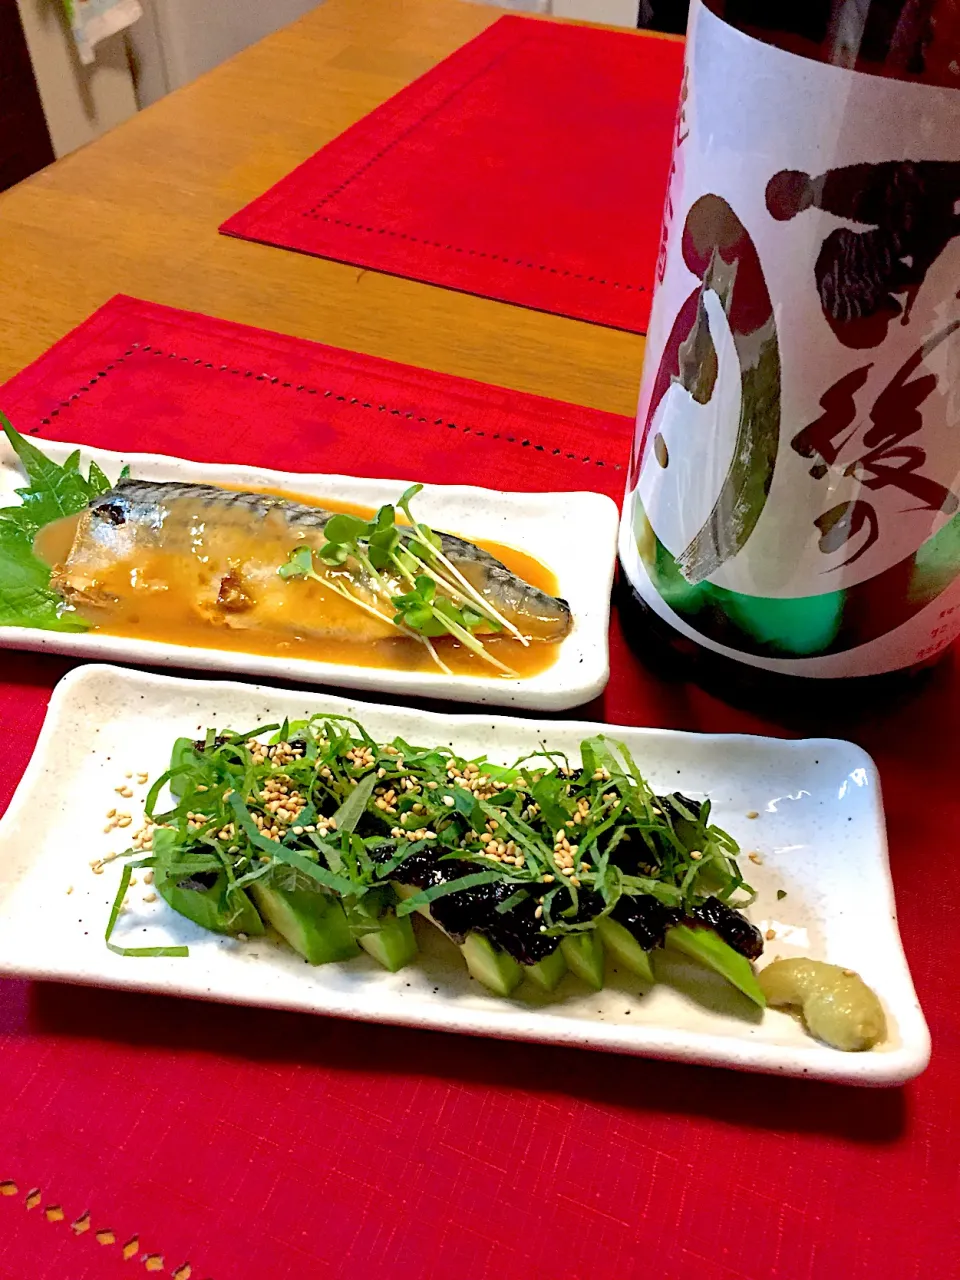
0, 295, 958, 1280
220, 16, 683, 334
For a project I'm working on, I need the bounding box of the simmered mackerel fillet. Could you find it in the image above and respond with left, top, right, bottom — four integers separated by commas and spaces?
51, 479, 573, 643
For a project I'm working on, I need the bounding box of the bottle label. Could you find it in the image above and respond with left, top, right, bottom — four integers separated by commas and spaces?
621, 0, 960, 676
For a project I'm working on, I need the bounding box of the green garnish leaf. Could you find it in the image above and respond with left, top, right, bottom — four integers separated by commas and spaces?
494, 888, 529, 915
105, 860, 190, 957
323, 513, 371, 545
0, 414, 114, 631
395, 870, 506, 917
331, 772, 377, 835
226, 793, 358, 897
398, 483, 424, 506
278, 545, 317, 579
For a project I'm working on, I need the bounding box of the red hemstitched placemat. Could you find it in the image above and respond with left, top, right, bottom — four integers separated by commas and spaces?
0, 295, 958, 1280
220, 16, 683, 334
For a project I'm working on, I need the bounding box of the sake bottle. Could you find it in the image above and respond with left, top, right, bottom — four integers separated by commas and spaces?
620, 0, 960, 698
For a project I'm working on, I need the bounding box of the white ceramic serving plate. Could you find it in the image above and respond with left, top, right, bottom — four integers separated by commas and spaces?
0, 435, 618, 710
0, 665, 929, 1086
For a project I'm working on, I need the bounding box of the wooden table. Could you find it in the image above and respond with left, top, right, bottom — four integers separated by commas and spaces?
0, 0, 670, 418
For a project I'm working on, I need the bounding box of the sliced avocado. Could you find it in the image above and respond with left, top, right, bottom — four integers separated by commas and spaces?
597, 917, 655, 985
151, 828, 264, 939
157, 874, 265, 938
393, 883, 522, 995
461, 933, 523, 997
251, 868, 359, 965
357, 911, 418, 972
560, 932, 605, 990
665, 924, 765, 1007
524, 946, 568, 993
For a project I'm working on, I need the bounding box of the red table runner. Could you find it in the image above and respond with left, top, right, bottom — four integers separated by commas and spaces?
0, 295, 957, 1280
221, 16, 683, 334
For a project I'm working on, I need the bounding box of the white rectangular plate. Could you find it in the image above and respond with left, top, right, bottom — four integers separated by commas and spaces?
0, 665, 930, 1085
0, 435, 617, 710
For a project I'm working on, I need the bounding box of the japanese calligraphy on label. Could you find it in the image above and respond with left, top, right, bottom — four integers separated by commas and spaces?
620, 0, 960, 677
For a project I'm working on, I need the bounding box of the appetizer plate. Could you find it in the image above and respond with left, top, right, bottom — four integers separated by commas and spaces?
0, 665, 930, 1086
0, 435, 618, 711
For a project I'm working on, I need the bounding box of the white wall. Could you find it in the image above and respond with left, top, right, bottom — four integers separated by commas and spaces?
551, 0, 640, 23
16, 0, 139, 158
472, 0, 640, 23
128, 0, 324, 106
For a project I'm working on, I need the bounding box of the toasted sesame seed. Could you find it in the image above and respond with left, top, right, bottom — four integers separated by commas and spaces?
92, 863, 104, 875
748, 851, 763, 865
124, 771, 133, 780
143, 892, 157, 904
65, 885, 74, 895
689, 850, 703, 860
560, 867, 574, 877
747, 810, 760, 820
765, 928, 776, 940
534, 905, 543, 919
105, 807, 116, 818
542, 874, 555, 883
143, 870, 154, 884
117, 816, 132, 828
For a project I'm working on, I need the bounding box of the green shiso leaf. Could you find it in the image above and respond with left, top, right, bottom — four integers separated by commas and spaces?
331, 772, 377, 835
105, 860, 190, 958
0, 414, 114, 631
395, 870, 507, 917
